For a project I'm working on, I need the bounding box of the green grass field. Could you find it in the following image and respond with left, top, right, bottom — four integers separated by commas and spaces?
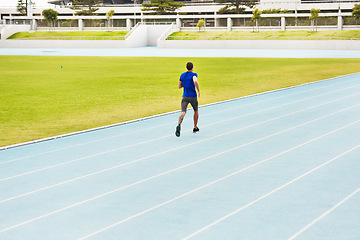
8, 31, 128, 39
1, 55, 360, 147
9, 30, 360, 40
169, 30, 360, 39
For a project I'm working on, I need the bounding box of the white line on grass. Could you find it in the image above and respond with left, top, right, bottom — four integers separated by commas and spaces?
1, 88, 359, 183
80, 123, 360, 240
288, 187, 360, 240
2, 109, 359, 234
183, 145, 360, 240
1, 100, 360, 206
1, 73, 359, 163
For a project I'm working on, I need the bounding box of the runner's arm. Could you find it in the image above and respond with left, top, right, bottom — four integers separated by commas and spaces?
178, 80, 183, 89
193, 76, 200, 97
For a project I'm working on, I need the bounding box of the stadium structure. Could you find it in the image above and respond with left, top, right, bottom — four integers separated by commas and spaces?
0, 0, 359, 19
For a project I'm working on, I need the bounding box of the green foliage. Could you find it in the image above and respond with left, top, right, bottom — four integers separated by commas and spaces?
17, 0, 27, 16
218, 5, 245, 14
196, 19, 205, 31
169, 30, 360, 39
251, 8, 262, 20
42, 9, 58, 22
8, 31, 128, 39
142, 0, 184, 15
262, 8, 293, 14
216, 0, 257, 14
352, 4, 360, 19
106, 9, 115, 19
309, 8, 320, 32
106, 10, 115, 29
252, 8, 261, 32
42, 9, 59, 30
309, 8, 320, 20
70, 0, 101, 16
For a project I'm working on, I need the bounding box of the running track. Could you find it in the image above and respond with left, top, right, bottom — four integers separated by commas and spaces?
1, 73, 360, 239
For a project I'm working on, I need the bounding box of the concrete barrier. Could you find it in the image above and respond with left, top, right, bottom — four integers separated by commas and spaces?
1, 23, 360, 50
158, 39, 360, 50
125, 24, 173, 47
1, 25, 31, 40
0, 24, 172, 48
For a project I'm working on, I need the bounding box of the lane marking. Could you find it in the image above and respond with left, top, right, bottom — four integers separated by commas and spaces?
1, 89, 360, 183
1, 101, 360, 205
288, 187, 360, 240
1, 76, 360, 166
183, 145, 360, 240
2, 112, 359, 235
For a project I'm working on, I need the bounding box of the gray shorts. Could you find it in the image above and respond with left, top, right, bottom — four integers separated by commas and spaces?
181, 97, 198, 112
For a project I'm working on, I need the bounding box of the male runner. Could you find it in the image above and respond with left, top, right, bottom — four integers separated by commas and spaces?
175, 62, 200, 137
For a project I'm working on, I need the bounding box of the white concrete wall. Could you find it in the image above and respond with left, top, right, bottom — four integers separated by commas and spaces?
158, 39, 360, 50
147, 25, 171, 46
1, 25, 31, 40
0, 24, 169, 48
125, 24, 148, 47
125, 24, 172, 47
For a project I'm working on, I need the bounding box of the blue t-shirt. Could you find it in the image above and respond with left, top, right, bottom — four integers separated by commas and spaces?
180, 71, 198, 98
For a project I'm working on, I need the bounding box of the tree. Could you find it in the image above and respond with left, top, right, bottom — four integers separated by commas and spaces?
106, 9, 115, 31
142, 0, 184, 15
352, 4, 360, 20
217, 0, 257, 15
196, 19, 205, 31
251, 8, 261, 32
70, 0, 101, 16
42, 9, 59, 31
17, 0, 27, 16
309, 8, 320, 32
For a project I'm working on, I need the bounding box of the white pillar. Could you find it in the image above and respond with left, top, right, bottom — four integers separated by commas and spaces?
126, 18, 132, 31
27, 0, 33, 18
227, 17, 232, 31
338, 15, 343, 30
281, 16, 286, 31
33, 19, 37, 31
338, 7, 343, 30
214, 12, 218, 28
78, 19, 83, 31
176, 18, 181, 28
27, 0, 33, 31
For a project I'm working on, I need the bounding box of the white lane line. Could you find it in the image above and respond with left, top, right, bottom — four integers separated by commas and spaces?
1, 101, 360, 205
80, 124, 360, 240
0, 122, 171, 166
183, 145, 360, 240
2, 111, 358, 235
1, 78, 359, 166
1, 88, 359, 183
1, 71, 356, 159
288, 187, 360, 240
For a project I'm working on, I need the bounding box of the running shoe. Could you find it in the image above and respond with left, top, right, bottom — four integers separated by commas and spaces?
175, 125, 181, 137
193, 127, 199, 133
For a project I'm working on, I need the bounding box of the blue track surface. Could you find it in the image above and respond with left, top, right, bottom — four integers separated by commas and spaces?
1, 72, 360, 240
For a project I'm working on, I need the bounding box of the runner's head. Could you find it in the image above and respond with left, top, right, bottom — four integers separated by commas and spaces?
186, 62, 193, 71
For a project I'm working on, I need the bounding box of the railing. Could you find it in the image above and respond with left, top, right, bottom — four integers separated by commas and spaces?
125, 22, 141, 39
166, 36, 360, 40
140, 22, 175, 25
13, 36, 126, 40
158, 23, 178, 41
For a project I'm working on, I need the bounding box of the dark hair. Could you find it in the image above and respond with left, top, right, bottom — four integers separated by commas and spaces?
186, 62, 193, 70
